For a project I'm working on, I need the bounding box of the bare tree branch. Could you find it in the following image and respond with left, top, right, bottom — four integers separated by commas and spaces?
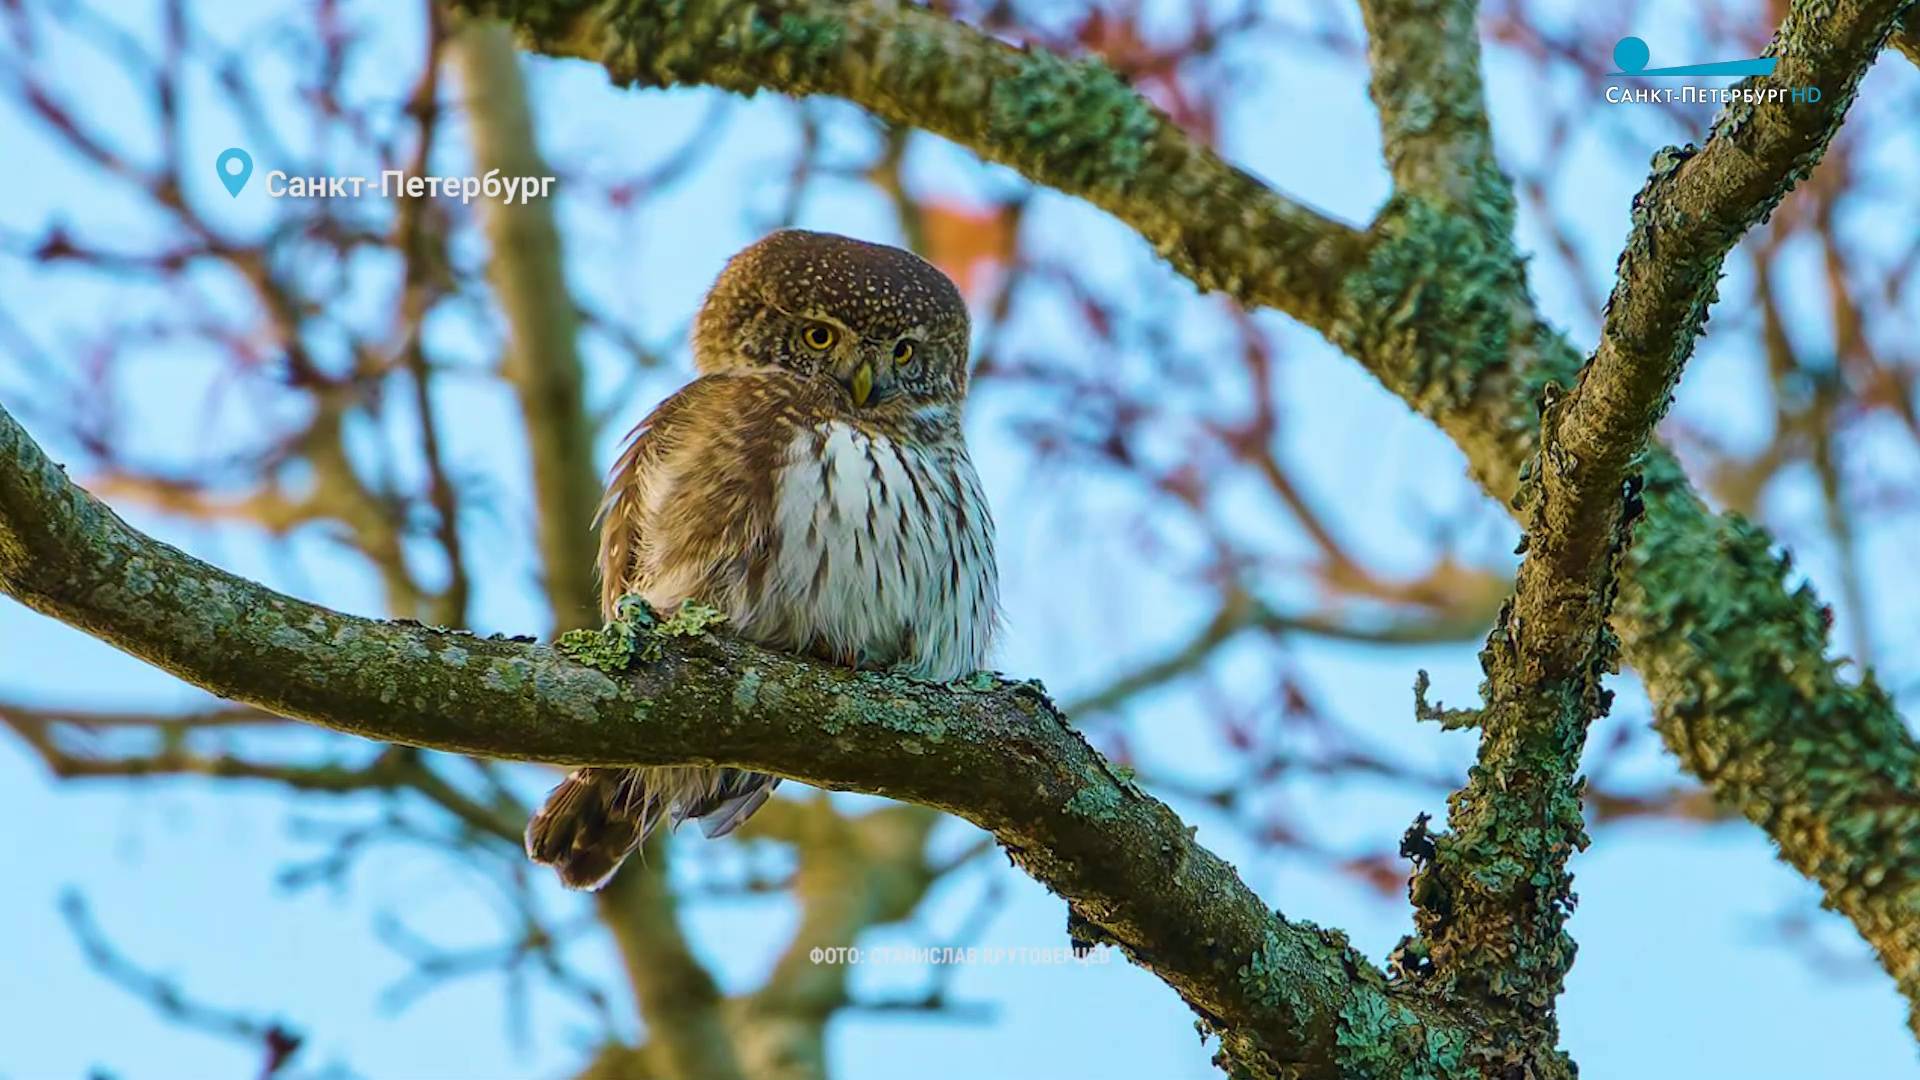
596, 841, 748, 1080
61, 892, 306, 1079
451, 17, 601, 631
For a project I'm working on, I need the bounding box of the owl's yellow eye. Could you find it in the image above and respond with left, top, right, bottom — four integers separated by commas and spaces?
801, 324, 837, 351
893, 339, 917, 370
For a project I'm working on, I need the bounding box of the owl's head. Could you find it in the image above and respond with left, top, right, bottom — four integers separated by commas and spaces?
693, 230, 972, 416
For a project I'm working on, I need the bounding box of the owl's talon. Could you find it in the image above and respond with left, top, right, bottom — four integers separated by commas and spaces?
613, 594, 658, 627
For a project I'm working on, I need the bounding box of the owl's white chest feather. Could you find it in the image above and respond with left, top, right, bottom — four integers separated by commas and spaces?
750, 422, 996, 682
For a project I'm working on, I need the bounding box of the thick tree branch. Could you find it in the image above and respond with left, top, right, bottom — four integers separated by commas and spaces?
1392, 0, 1899, 1024
442, 0, 1920, 1028
1583, 2, 1893, 493
0, 401, 1480, 1077
1400, 145, 1720, 1050
1576, 6, 1920, 1027
1374, 0, 1701, 1033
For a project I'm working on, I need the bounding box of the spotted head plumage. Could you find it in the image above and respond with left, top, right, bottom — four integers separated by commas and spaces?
692, 229, 973, 415
525, 230, 1000, 890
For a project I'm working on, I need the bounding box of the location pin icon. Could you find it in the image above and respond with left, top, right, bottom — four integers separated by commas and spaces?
216, 148, 253, 197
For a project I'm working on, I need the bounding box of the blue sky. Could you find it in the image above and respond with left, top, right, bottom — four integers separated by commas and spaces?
3, 1, 1918, 1077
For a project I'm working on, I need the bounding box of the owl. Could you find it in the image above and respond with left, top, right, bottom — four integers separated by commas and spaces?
525, 229, 1000, 889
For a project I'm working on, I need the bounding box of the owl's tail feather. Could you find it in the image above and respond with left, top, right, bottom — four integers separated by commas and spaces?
526, 767, 781, 888
525, 767, 661, 890
687, 769, 781, 839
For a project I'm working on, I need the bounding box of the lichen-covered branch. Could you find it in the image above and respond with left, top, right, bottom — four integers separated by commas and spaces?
440, 0, 1920, 1029
1892, 6, 1920, 66
1357, 0, 1510, 224
0, 401, 1482, 1077
1397, 232, 1686, 1065
449, 0, 1372, 333
1390, 0, 1892, 1029
1438, 0, 1920, 1030
1376, 0, 1742, 1025
1570, 1, 1920, 1028
1584, 3, 1896, 485
1398, 444, 1637, 1069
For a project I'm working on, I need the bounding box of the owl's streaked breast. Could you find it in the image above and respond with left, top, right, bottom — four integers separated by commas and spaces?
739, 421, 997, 682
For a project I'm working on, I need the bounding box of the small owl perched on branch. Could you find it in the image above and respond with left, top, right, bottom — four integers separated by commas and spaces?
526, 230, 1000, 889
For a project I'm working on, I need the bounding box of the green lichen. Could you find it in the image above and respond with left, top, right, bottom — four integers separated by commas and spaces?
1332, 991, 1414, 1079
555, 619, 638, 674
1237, 929, 1294, 1011
451, 1, 591, 48
1063, 782, 1122, 821
482, 657, 533, 693
556, 598, 724, 671
1334, 196, 1521, 420
611, 594, 657, 629
817, 679, 945, 744
589, 0, 848, 95
1412, 670, 1480, 731
1333, 987, 1479, 1080
647, 599, 724, 648
1623, 461, 1920, 1015
122, 558, 159, 597
761, 11, 845, 76
732, 667, 764, 712
947, 670, 999, 693
1231, 924, 1486, 1079
985, 51, 1159, 193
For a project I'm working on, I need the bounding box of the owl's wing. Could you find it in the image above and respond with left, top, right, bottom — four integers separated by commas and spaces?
596, 408, 656, 621
595, 383, 704, 621
595, 372, 813, 622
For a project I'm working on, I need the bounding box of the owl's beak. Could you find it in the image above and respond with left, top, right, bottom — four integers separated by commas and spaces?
837, 344, 895, 408
848, 361, 875, 408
